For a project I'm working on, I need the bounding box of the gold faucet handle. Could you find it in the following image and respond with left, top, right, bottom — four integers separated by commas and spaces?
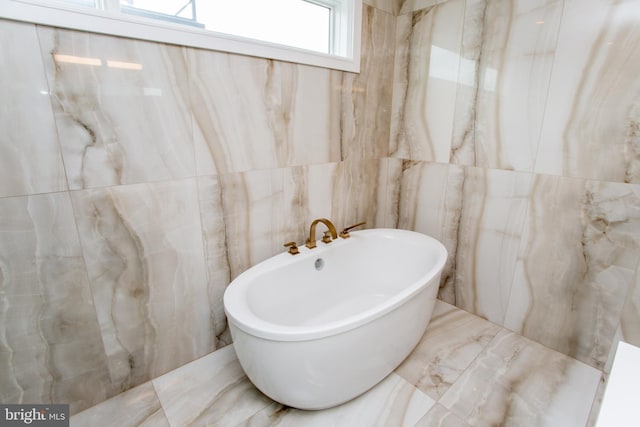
284, 241, 300, 255
339, 221, 366, 239
322, 230, 333, 243
305, 237, 317, 249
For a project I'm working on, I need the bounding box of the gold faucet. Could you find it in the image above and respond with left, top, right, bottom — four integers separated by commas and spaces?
283, 241, 300, 255
305, 218, 338, 249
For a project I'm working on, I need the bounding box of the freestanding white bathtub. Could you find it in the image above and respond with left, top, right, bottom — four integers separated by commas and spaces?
223, 228, 448, 410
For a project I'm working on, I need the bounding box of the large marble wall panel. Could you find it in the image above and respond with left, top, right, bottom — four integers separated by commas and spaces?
201, 159, 387, 284
189, 4, 395, 176
452, 167, 532, 324
388, 160, 453, 242
329, 159, 389, 232
450, 0, 563, 171
0, 20, 67, 198
390, 0, 465, 163
284, 158, 390, 249
535, 0, 640, 183
189, 50, 341, 175
0, 2, 399, 415
387, 160, 463, 303
389, 160, 531, 322
0, 192, 110, 413
400, 0, 452, 15
388, 0, 640, 375
70, 179, 212, 389
284, 163, 340, 240
216, 169, 287, 280
37, 27, 195, 190
339, 6, 396, 161
363, 0, 403, 15
504, 175, 640, 369
196, 175, 233, 348
374, 158, 396, 228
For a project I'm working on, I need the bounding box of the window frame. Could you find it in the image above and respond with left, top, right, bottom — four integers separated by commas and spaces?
0, 0, 362, 73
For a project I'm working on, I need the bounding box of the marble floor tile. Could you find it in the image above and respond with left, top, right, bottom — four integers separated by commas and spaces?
59, 303, 602, 426
236, 373, 435, 427
439, 329, 601, 427
415, 403, 471, 427
70, 382, 169, 427
395, 301, 501, 400
152, 345, 273, 427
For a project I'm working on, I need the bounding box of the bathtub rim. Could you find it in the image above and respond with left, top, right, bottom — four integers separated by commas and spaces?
223, 228, 448, 342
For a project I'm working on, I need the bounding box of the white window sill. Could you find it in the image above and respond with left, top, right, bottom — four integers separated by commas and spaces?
0, 0, 362, 73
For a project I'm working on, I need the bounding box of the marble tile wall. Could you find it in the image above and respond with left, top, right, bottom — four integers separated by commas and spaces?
535, 0, 640, 183
3, 0, 639, 416
364, 0, 404, 16
0, 22, 67, 198
0, 2, 396, 413
388, 0, 640, 374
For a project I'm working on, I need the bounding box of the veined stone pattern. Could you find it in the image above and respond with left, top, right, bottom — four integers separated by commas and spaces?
0, 3, 395, 413
2, 0, 639, 416
71, 302, 602, 427
389, 0, 640, 373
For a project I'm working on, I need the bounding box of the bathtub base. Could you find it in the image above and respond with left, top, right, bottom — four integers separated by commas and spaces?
229, 278, 439, 410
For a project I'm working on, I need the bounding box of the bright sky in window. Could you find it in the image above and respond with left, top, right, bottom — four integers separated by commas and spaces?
121, 0, 331, 53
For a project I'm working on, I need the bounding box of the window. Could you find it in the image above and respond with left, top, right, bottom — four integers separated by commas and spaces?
122, 1, 331, 54
0, 0, 362, 72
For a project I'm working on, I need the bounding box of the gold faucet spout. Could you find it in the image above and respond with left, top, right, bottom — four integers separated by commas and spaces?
305, 218, 338, 249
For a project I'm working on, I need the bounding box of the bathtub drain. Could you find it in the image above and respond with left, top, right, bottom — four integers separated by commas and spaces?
314, 258, 324, 271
